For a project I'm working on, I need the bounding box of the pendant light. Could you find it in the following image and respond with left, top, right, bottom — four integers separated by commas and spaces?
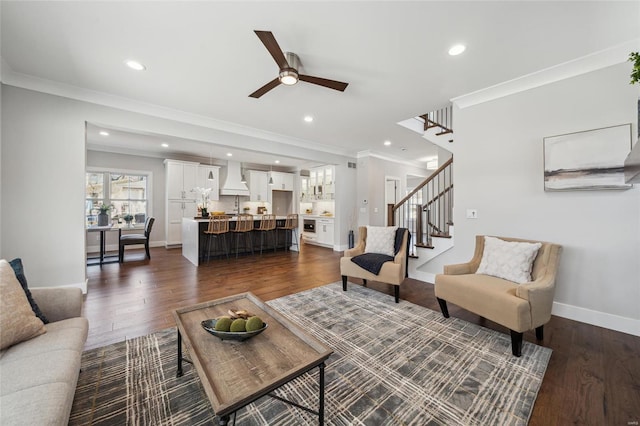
207, 147, 214, 181
268, 164, 274, 185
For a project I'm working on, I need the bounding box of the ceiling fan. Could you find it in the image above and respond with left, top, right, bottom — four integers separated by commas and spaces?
249, 30, 349, 98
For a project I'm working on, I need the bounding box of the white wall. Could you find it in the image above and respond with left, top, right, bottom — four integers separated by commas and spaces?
356, 153, 430, 227
1, 85, 355, 289
424, 63, 640, 336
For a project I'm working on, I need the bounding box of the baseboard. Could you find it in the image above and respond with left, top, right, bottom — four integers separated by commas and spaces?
552, 301, 640, 337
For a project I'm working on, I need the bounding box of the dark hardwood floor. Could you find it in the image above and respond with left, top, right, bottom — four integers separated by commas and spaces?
84, 244, 640, 425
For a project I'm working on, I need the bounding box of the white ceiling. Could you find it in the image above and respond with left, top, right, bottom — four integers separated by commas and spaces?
2, 1, 639, 168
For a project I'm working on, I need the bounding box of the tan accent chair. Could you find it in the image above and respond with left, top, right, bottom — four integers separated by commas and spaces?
435, 235, 562, 357
340, 226, 409, 303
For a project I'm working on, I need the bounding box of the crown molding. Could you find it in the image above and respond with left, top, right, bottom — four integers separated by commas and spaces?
0, 67, 354, 159
451, 38, 640, 109
357, 150, 430, 170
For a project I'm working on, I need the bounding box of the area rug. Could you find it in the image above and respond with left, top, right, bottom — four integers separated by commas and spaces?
69, 282, 551, 425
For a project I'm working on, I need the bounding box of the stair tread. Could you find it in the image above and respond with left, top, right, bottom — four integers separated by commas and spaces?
431, 233, 451, 239
415, 243, 434, 249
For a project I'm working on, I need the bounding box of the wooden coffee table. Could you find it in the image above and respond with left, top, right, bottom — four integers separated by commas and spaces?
174, 292, 333, 425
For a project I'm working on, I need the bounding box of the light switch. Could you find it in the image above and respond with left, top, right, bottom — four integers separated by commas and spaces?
466, 209, 478, 219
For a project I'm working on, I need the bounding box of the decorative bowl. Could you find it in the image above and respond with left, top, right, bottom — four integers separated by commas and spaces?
201, 319, 268, 341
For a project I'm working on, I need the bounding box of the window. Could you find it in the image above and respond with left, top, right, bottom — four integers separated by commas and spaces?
86, 169, 151, 226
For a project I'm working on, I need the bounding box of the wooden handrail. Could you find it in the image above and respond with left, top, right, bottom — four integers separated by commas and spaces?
423, 185, 453, 208
393, 157, 453, 211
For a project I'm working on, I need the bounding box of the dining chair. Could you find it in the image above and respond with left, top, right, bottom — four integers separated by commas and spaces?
119, 217, 155, 262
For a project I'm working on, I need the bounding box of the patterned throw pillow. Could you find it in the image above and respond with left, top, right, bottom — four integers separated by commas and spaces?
0, 259, 46, 350
476, 236, 542, 284
364, 226, 398, 257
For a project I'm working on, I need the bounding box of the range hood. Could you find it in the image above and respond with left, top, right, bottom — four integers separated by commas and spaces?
220, 160, 250, 196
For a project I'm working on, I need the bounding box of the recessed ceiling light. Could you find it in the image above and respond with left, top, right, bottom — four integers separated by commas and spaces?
99, 131, 109, 136
448, 44, 466, 56
125, 60, 146, 71
274, 160, 280, 164
304, 116, 313, 123
226, 153, 233, 157
384, 140, 392, 146
161, 143, 169, 148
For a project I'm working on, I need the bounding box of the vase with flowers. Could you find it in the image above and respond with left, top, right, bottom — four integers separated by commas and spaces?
193, 187, 212, 218
96, 203, 113, 226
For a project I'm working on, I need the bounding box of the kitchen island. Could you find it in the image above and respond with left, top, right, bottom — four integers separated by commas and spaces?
182, 216, 296, 265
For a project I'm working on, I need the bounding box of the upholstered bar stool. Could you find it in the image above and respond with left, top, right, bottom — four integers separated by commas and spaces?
256, 214, 277, 254
203, 215, 230, 262
277, 213, 299, 251
232, 214, 254, 258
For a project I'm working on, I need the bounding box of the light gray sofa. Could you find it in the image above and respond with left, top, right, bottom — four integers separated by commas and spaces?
0, 287, 89, 425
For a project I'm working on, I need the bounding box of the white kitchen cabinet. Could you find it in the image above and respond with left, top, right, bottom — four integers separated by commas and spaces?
270, 171, 294, 191
165, 160, 198, 247
165, 160, 198, 200
248, 170, 269, 202
317, 218, 334, 246
197, 165, 220, 201
166, 199, 197, 246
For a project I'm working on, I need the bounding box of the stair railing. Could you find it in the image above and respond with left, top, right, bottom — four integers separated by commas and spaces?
387, 157, 453, 254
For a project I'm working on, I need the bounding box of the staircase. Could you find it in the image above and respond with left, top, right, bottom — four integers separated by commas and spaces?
390, 105, 456, 282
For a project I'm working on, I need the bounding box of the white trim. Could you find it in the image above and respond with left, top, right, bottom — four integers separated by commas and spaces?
357, 150, 430, 170
452, 38, 640, 109
552, 301, 640, 337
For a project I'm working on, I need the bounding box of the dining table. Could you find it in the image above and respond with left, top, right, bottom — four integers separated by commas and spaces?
86, 224, 121, 267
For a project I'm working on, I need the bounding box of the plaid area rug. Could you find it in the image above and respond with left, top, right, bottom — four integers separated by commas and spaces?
70, 282, 551, 425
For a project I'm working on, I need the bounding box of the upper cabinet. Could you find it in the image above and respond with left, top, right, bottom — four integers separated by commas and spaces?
302, 165, 335, 201
165, 160, 197, 200
270, 171, 294, 191
248, 170, 269, 202
197, 165, 220, 201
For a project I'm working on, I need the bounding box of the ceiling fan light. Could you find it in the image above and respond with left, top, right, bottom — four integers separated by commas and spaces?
279, 69, 299, 85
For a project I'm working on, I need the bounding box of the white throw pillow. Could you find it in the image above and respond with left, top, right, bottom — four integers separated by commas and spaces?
476, 236, 542, 284
365, 226, 398, 257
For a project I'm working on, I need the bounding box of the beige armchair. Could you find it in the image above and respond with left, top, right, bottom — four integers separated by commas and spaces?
340, 226, 409, 303
435, 235, 562, 357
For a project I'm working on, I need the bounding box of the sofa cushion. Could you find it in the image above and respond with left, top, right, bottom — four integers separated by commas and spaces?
0, 382, 74, 426
0, 317, 88, 364
476, 236, 542, 284
435, 273, 532, 331
8, 258, 49, 323
365, 226, 397, 256
0, 260, 46, 350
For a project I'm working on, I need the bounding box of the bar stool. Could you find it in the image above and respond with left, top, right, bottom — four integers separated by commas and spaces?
203, 215, 230, 262
256, 214, 277, 254
232, 214, 254, 258
277, 214, 299, 252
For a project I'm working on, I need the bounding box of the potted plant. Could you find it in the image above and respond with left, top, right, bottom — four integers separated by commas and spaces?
96, 204, 113, 226
123, 214, 134, 226
629, 52, 640, 84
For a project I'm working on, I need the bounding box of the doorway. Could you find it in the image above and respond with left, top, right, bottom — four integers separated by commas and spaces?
385, 176, 401, 225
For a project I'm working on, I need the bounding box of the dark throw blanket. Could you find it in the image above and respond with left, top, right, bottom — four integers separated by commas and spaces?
351, 228, 410, 275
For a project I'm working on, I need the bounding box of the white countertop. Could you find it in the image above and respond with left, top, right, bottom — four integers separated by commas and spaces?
188, 215, 288, 222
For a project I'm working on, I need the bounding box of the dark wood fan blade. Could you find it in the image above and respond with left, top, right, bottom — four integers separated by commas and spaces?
299, 75, 349, 92
254, 30, 289, 70
249, 78, 281, 98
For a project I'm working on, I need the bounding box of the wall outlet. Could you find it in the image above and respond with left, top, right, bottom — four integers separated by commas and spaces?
466, 209, 478, 219
374, 207, 378, 213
